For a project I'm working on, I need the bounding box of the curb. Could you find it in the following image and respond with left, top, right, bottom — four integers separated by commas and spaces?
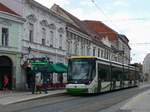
0, 90, 66, 105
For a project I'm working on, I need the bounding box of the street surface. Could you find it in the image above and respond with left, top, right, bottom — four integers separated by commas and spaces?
0, 85, 150, 112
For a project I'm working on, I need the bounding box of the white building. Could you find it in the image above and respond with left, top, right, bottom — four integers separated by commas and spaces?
0, 2, 25, 89
1, 0, 67, 89
0, 0, 132, 89
51, 4, 112, 60
83, 20, 131, 64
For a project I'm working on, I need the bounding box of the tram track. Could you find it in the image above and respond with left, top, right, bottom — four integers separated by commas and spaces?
57, 88, 139, 112
1, 86, 150, 112
1, 94, 81, 112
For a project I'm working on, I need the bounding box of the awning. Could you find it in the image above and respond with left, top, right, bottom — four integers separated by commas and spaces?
48, 63, 67, 73
31, 62, 49, 72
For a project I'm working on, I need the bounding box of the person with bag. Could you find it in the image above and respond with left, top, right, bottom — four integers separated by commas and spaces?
35, 72, 43, 94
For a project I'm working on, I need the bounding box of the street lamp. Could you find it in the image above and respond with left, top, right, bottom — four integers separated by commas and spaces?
28, 46, 31, 54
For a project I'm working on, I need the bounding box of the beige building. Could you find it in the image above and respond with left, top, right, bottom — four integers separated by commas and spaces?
143, 53, 150, 81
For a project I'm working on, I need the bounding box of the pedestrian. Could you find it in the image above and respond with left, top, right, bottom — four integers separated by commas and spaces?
3, 75, 9, 90
35, 72, 43, 94
30, 73, 35, 94
42, 72, 48, 94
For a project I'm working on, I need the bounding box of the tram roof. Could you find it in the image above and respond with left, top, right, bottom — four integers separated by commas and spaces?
69, 56, 136, 69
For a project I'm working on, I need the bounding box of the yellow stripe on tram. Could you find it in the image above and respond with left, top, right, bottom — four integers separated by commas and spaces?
69, 56, 97, 59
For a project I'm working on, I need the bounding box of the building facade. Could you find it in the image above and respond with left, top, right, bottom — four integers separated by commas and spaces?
0, 0, 131, 90
0, 3, 25, 89
51, 4, 113, 61
51, 4, 93, 57
84, 20, 131, 64
117, 34, 131, 64
143, 53, 150, 81
1, 0, 67, 89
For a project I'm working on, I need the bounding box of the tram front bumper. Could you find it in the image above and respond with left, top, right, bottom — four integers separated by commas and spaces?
66, 84, 88, 94
66, 88, 88, 94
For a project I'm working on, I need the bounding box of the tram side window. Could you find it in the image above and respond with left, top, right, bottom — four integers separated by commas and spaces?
98, 63, 110, 81
124, 70, 129, 81
135, 71, 140, 81
129, 70, 136, 81
111, 67, 122, 81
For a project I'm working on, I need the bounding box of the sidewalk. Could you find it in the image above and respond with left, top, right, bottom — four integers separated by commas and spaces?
0, 89, 65, 105
120, 85, 150, 112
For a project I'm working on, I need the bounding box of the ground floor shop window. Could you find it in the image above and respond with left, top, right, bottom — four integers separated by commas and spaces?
57, 73, 63, 83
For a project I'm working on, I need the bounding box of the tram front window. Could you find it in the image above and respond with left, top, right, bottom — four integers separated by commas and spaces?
68, 59, 95, 84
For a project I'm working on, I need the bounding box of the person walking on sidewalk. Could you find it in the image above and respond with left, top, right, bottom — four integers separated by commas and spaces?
42, 72, 48, 94
3, 75, 9, 90
35, 72, 43, 94
30, 73, 35, 94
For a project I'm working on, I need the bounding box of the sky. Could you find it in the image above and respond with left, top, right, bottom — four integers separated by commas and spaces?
35, 0, 150, 64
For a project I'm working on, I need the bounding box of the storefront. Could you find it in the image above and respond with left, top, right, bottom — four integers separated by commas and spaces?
22, 57, 67, 90
30, 61, 67, 89
0, 56, 13, 90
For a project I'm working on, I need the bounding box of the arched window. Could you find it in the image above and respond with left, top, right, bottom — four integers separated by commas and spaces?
29, 23, 34, 42
59, 34, 63, 49
26, 14, 37, 43
50, 31, 54, 47
42, 28, 46, 45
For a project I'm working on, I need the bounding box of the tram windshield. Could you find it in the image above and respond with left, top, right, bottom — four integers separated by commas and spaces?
68, 58, 95, 84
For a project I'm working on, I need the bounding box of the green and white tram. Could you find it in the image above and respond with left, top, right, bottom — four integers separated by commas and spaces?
66, 56, 139, 94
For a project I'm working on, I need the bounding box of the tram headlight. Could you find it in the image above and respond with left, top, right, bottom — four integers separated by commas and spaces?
84, 80, 91, 85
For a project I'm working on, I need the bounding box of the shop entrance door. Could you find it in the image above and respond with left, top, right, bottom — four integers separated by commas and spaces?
0, 56, 13, 90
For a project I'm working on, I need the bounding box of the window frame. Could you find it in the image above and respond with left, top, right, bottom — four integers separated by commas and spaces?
2, 27, 9, 46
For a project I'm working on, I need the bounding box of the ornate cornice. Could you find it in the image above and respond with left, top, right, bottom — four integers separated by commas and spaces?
48, 23, 56, 30
0, 20, 12, 26
40, 19, 49, 27
58, 27, 64, 33
26, 14, 37, 23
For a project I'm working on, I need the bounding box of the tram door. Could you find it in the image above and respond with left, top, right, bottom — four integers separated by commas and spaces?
97, 63, 111, 92
97, 65, 101, 93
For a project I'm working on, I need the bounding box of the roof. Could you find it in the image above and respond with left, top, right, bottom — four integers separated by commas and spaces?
51, 4, 89, 35
84, 20, 118, 42
51, 4, 105, 46
0, 3, 20, 16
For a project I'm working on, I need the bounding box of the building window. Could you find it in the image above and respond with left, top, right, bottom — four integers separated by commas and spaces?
67, 40, 71, 55
50, 31, 54, 47
2, 28, 9, 46
42, 28, 46, 45
98, 49, 100, 57
59, 34, 62, 49
105, 50, 109, 59
29, 23, 34, 42
87, 47, 90, 56
42, 39, 45, 45
101, 50, 104, 58
81, 45, 84, 55
74, 42, 78, 55
93, 47, 96, 56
